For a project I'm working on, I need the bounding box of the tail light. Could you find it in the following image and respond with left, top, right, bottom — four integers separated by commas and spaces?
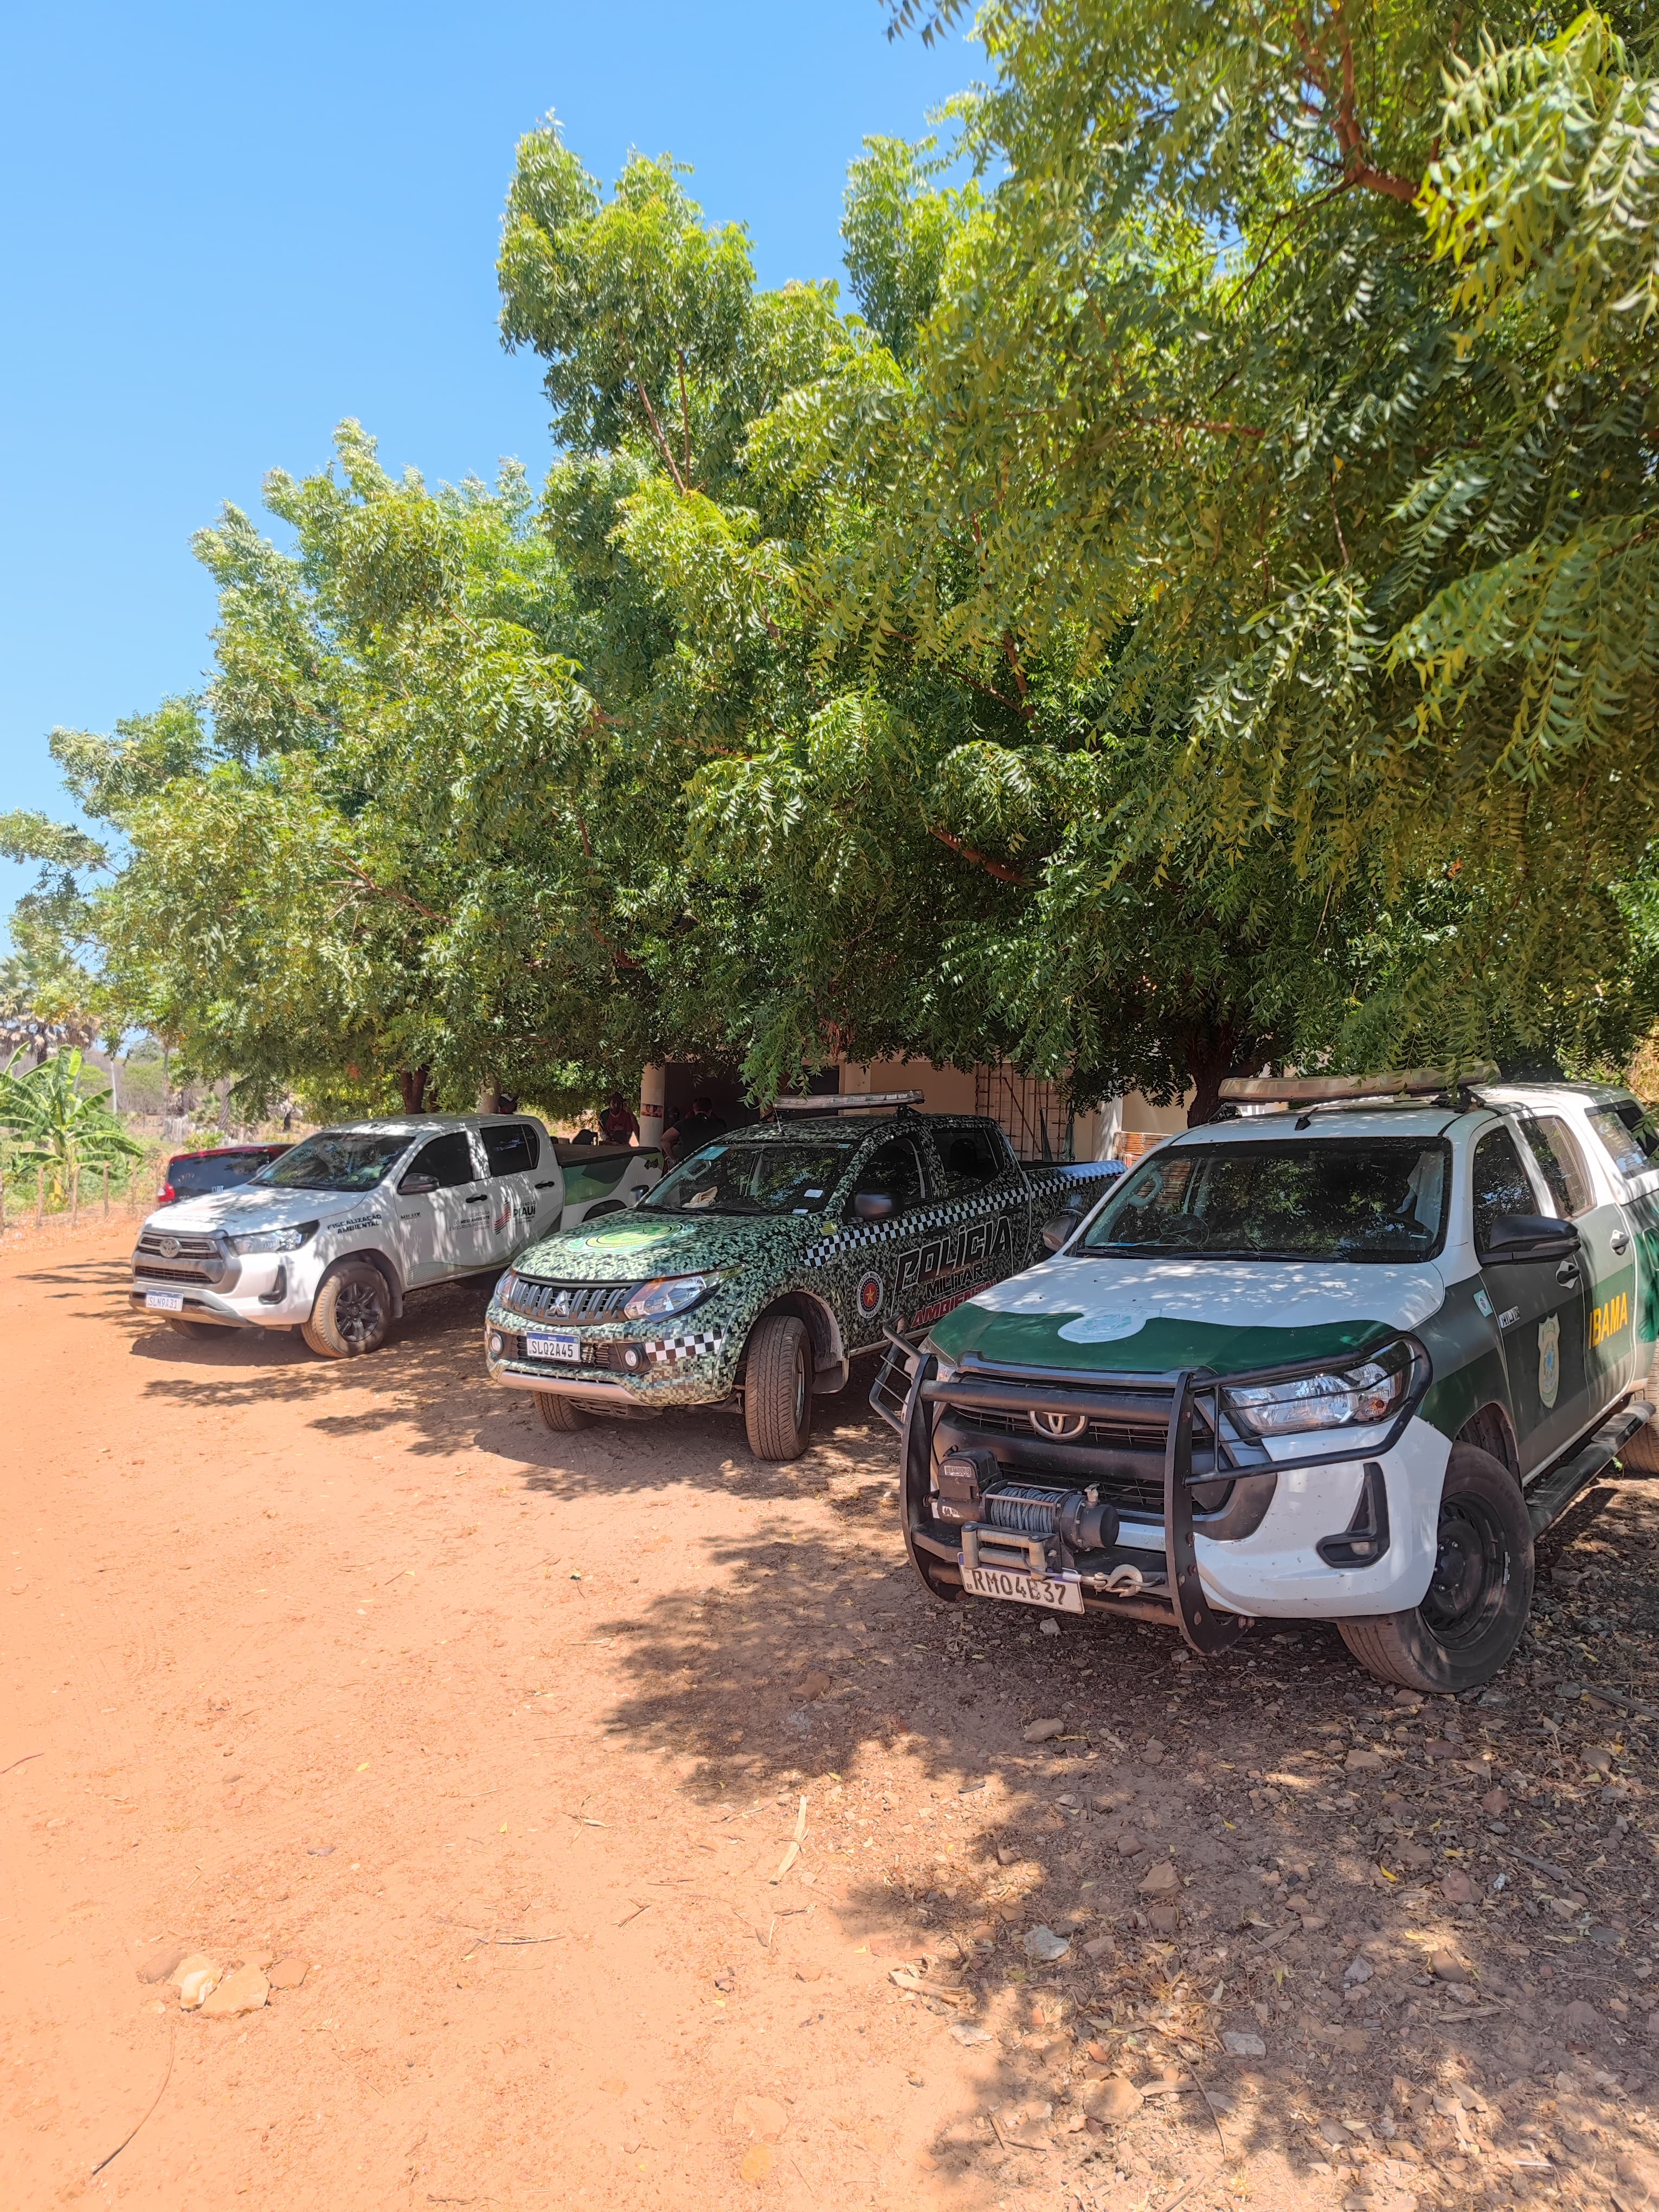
158, 1180, 176, 1204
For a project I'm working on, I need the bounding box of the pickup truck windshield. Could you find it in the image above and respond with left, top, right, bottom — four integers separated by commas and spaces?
255, 1130, 412, 1193
1082, 1137, 1450, 1263
642, 1139, 861, 1217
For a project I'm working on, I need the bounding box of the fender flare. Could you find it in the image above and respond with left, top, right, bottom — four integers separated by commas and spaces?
748, 1291, 848, 1393
324, 1245, 406, 1322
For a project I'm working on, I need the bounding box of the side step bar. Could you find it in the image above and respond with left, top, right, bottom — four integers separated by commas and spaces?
1526, 1400, 1654, 1537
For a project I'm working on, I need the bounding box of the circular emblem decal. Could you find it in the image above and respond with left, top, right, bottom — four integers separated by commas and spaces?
1057, 1309, 1141, 1343
158, 1234, 181, 1261
857, 1271, 884, 1318
1030, 1409, 1089, 1442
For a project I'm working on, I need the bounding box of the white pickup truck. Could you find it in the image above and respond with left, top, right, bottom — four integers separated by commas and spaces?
130, 1114, 660, 1358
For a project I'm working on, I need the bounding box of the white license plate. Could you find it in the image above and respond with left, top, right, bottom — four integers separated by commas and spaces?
145, 1290, 185, 1313
526, 1332, 581, 1363
963, 1564, 1084, 1614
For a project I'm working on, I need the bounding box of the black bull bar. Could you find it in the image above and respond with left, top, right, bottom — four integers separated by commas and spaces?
894, 1351, 1248, 1656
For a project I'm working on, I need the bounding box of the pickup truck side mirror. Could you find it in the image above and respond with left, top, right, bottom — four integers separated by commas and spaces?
852, 1191, 896, 1222
1042, 1212, 1082, 1253
399, 1171, 439, 1196
1480, 1212, 1580, 1265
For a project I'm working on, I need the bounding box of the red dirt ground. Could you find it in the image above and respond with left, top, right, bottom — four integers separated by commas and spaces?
5, 1227, 1659, 2211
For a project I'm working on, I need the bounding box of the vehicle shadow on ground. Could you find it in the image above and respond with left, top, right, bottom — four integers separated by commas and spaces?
584, 1511, 1391, 2192
582, 1484, 1659, 2199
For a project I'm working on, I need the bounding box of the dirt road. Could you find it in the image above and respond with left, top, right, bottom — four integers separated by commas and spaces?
7, 1230, 1659, 2210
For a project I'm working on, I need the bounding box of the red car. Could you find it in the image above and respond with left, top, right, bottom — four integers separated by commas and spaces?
157, 1143, 292, 1206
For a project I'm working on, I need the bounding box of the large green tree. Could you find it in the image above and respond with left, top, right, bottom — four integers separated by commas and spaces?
860, 0, 1659, 1069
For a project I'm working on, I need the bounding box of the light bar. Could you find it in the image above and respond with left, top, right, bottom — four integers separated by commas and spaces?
769, 1090, 925, 1113
1218, 1063, 1499, 1107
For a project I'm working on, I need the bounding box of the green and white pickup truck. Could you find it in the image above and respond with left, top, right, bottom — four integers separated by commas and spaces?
484, 1095, 1121, 1462
891, 1072, 1659, 1692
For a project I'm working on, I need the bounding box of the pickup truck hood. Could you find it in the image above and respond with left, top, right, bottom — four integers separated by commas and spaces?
929, 1252, 1446, 1377
143, 1186, 385, 1237
516, 1208, 818, 1284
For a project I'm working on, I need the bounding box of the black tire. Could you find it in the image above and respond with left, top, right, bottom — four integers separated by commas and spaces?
535, 1392, 592, 1432
301, 1259, 392, 1359
744, 1313, 813, 1462
163, 1315, 218, 1339
1620, 1343, 1659, 1472
1338, 1443, 1533, 1693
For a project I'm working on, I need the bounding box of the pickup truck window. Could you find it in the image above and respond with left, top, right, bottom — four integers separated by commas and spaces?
642, 1139, 861, 1216
406, 1132, 477, 1189
1586, 1102, 1659, 1181
1082, 1137, 1450, 1262
257, 1129, 411, 1193
482, 1123, 539, 1176
940, 1128, 1005, 1193
1517, 1116, 1593, 1218
1472, 1126, 1535, 1247
853, 1136, 929, 1214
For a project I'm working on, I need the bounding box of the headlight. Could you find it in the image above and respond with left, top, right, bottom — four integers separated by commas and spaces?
1226, 1342, 1414, 1437
623, 1272, 720, 1321
229, 1221, 318, 1256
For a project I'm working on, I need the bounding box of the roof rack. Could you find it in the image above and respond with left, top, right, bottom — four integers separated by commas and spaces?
769, 1090, 925, 1114
1217, 1062, 1499, 1108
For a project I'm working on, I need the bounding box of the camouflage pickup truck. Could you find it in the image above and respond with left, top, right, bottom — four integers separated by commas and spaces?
485, 1095, 1121, 1461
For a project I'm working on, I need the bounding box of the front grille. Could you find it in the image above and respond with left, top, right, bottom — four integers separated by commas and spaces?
498, 1276, 634, 1321
138, 1231, 220, 1258
955, 1405, 1170, 1453
135, 1230, 226, 1285
928, 1362, 1279, 1536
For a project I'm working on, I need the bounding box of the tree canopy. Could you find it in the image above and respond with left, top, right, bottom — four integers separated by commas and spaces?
10, 12, 1659, 1122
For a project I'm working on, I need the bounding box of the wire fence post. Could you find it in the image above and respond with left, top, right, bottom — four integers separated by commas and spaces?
103, 1163, 111, 1218
36, 1167, 44, 1227
70, 1166, 80, 1229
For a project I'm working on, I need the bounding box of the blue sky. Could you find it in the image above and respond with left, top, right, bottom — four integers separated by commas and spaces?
0, 0, 975, 936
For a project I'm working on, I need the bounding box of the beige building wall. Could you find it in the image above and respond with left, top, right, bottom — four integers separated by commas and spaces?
840, 1059, 1192, 1162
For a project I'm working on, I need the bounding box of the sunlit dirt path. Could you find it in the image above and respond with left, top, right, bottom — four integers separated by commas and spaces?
5, 1229, 1659, 2211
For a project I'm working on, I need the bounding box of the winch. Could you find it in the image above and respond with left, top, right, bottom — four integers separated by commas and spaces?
933, 1446, 1120, 1570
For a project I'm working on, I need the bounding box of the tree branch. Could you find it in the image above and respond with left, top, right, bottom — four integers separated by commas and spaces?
928, 826, 1032, 886
676, 348, 692, 480
628, 362, 689, 494
340, 864, 450, 924
946, 662, 1035, 722
1295, 7, 1420, 204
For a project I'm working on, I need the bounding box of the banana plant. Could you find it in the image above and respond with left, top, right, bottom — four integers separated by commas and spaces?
0, 1047, 142, 1204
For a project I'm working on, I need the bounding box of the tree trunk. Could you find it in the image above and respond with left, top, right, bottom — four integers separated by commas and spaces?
397, 1066, 430, 1114
1184, 1020, 1251, 1128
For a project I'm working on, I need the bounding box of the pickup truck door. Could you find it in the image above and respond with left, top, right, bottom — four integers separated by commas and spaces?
1474, 1121, 1592, 1473
839, 1131, 938, 1349
1517, 1110, 1639, 1412
396, 1130, 491, 1285
479, 1121, 548, 1262
897, 1122, 1034, 1332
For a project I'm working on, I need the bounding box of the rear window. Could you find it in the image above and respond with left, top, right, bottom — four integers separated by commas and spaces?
1586, 1102, 1659, 1182
168, 1153, 272, 1197
482, 1123, 539, 1176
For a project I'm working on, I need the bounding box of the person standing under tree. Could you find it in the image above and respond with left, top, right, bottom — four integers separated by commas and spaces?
599, 1091, 640, 1146
663, 1094, 727, 1166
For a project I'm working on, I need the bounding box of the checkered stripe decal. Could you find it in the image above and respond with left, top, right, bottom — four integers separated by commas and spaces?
808, 1186, 1006, 1263
644, 1331, 728, 1366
